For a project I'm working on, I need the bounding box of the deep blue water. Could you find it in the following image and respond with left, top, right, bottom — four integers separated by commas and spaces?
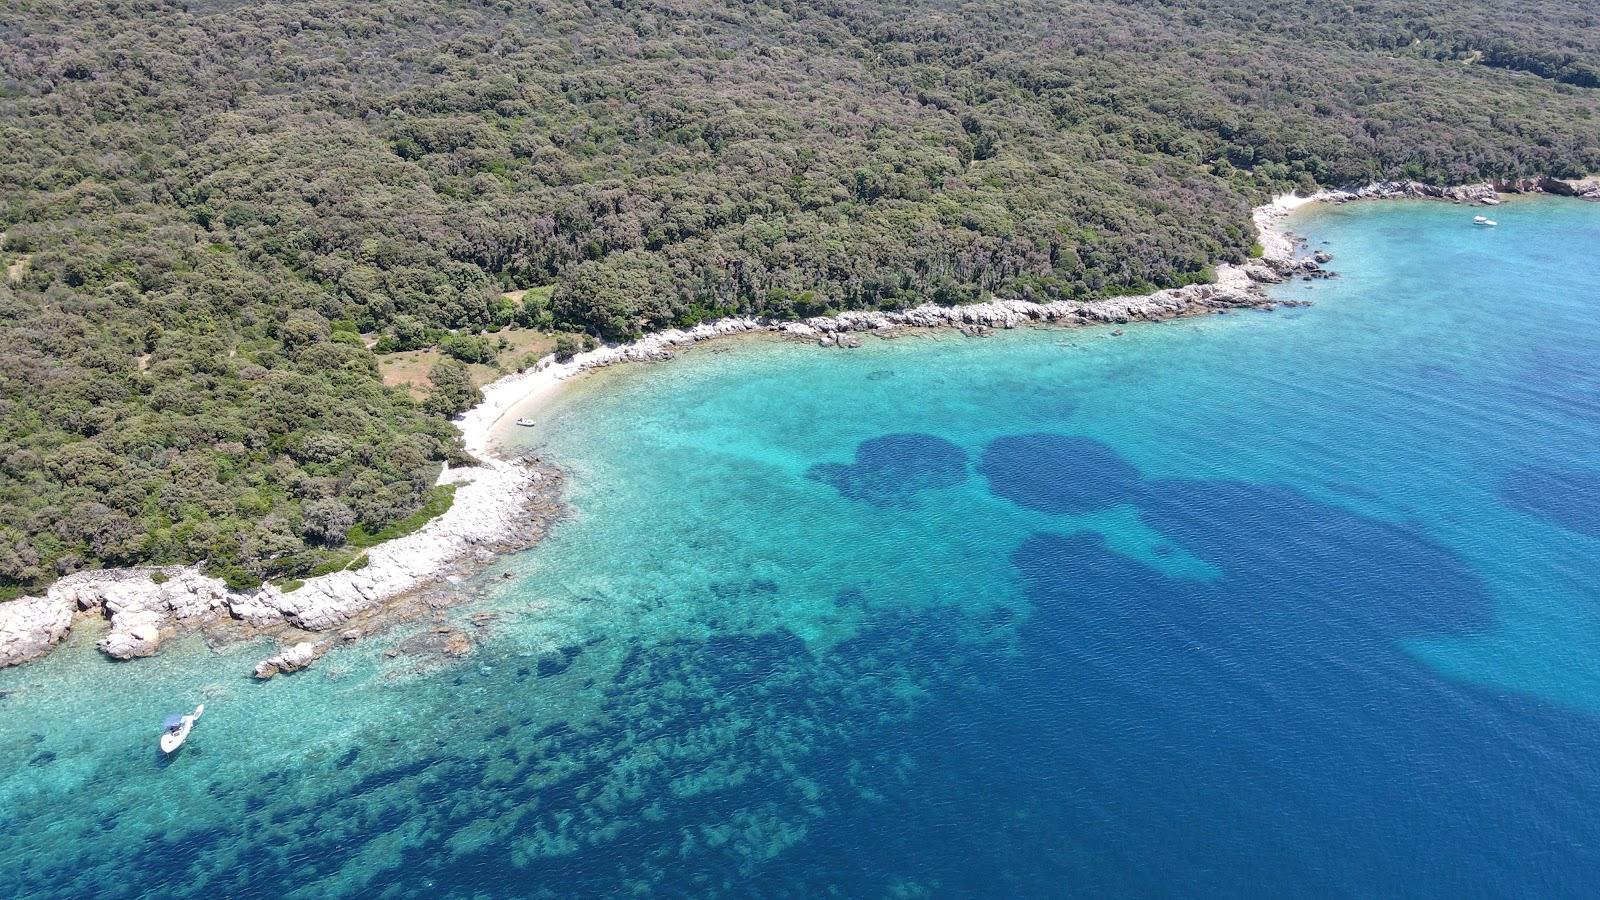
3, 198, 1600, 897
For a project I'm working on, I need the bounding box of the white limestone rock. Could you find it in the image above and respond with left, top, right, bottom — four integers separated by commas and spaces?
97, 619, 164, 660
0, 593, 75, 668
226, 460, 539, 632
63, 569, 232, 661
0, 459, 547, 671
253, 641, 324, 680
0, 568, 234, 666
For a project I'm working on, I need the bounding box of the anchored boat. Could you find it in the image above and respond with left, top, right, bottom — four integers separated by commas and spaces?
515, 418, 536, 427
1473, 215, 1497, 227
160, 704, 204, 754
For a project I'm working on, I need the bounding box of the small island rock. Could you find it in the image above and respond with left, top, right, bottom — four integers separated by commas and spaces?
253, 641, 325, 680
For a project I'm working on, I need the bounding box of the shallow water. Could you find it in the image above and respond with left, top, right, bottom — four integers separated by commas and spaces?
5, 198, 1600, 897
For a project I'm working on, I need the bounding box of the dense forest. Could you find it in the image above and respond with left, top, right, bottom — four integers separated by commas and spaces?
1, 0, 1597, 595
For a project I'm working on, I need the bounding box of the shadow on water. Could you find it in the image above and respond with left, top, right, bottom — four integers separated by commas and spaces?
979, 433, 1140, 515
1521, 347, 1600, 426
806, 432, 968, 507
12, 433, 1600, 899
1499, 466, 1600, 540
850, 432, 1600, 897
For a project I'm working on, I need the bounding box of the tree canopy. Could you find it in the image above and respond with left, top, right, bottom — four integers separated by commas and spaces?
1, 0, 1596, 595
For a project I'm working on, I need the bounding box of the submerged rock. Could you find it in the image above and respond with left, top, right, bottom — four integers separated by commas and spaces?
444, 632, 474, 657
0, 568, 232, 665
808, 433, 969, 507
383, 625, 475, 664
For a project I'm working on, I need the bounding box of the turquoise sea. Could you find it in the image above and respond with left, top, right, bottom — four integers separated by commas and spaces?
4, 198, 1600, 897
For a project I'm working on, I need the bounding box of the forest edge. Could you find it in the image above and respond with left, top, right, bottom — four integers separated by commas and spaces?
2, 177, 1596, 675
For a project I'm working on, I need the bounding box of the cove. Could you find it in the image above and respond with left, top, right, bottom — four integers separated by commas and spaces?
3, 197, 1600, 897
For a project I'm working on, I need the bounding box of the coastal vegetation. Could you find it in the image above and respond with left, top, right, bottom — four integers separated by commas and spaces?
377, 323, 555, 398
1, 0, 1597, 595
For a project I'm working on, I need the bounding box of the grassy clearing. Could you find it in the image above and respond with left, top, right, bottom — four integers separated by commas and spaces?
502, 284, 555, 305
307, 551, 361, 578
269, 548, 373, 591
378, 326, 558, 398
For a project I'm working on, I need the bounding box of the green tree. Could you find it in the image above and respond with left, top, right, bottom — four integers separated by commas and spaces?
439, 332, 497, 364
299, 499, 356, 546
422, 359, 480, 417
552, 252, 674, 341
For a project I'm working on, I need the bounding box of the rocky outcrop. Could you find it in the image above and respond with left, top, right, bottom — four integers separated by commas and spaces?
0, 593, 75, 668
1316, 177, 1600, 206
1541, 176, 1600, 200
252, 641, 324, 679
1488, 175, 1599, 199
98, 622, 163, 660
1316, 180, 1501, 205
782, 278, 1275, 336
66, 568, 233, 660
0, 568, 231, 665
0, 461, 561, 670
229, 461, 549, 631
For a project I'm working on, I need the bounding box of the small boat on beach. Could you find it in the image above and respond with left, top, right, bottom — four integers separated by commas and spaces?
160, 704, 204, 754
1473, 215, 1497, 227
515, 418, 536, 427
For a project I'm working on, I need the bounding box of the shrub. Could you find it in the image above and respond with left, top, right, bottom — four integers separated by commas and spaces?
299, 499, 356, 546
423, 359, 481, 417
553, 333, 586, 362
439, 332, 497, 365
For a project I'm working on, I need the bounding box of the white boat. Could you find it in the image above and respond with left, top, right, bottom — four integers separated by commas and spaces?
1473, 215, 1497, 226
160, 704, 204, 754
515, 418, 536, 427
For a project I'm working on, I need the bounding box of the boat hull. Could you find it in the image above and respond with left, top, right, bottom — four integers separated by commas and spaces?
159, 724, 191, 754
159, 703, 204, 754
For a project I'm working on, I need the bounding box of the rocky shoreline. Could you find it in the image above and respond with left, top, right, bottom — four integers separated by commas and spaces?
3, 178, 1594, 674
463, 178, 1599, 464
0, 460, 565, 672
466, 226, 1325, 452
